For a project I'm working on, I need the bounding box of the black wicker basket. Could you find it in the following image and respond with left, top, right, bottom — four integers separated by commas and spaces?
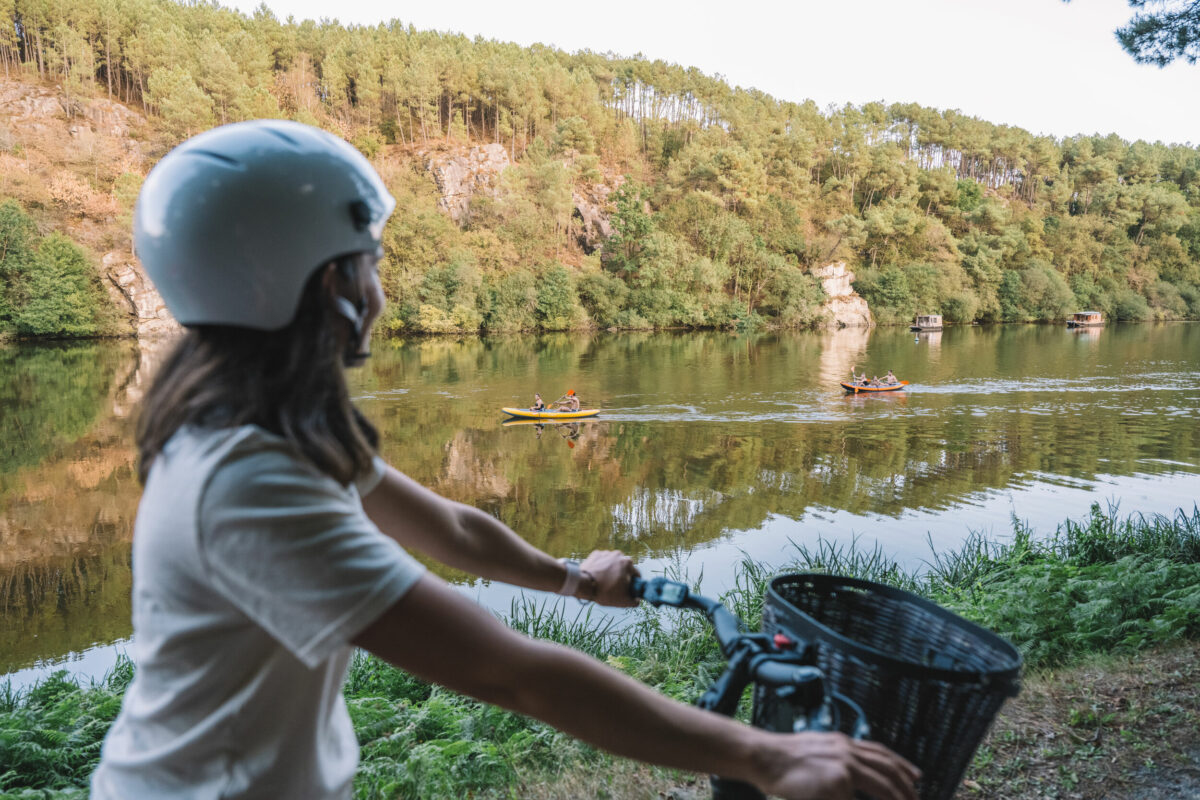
759, 573, 1022, 800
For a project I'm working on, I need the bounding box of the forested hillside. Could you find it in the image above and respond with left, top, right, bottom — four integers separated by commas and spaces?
3, 0, 1200, 337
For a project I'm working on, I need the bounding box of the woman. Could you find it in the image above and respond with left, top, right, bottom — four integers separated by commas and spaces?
91, 120, 918, 800
531, 392, 546, 411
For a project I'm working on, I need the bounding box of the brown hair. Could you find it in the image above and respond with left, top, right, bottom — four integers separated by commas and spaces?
136, 259, 378, 485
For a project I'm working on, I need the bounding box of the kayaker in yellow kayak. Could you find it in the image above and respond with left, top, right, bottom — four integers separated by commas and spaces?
531, 393, 546, 411
558, 390, 581, 412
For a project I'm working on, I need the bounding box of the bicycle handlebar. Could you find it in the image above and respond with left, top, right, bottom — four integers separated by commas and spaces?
630, 576, 743, 655
629, 575, 868, 734
629, 574, 869, 799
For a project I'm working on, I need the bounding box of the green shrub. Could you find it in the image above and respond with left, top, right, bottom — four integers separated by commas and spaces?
14, 235, 103, 338
1146, 280, 1188, 318
757, 264, 824, 327
1178, 283, 1200, 317
534, 265, 580, 330
352, 133, 382, 160
1112, 288, 1152, 321
941, 290, 979, 323
0, 199, 38, 331
576, 269, 629, 327
482, 270, 537, 332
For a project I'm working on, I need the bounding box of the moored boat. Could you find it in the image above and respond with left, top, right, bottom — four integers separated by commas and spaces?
1066, 310, 1104, 328
910, 314, 943, 332
841, 381, 908, 394
502, 407, 600, 420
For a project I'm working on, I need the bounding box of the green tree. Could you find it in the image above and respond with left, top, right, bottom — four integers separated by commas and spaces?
0, 198, 38, 329
1082, 0, 1200, 65
147, 65, 214, 137
15, 233, 102, 337
535, 264, 580, 330
576, 268, 629, 327
602, 183, 654, 278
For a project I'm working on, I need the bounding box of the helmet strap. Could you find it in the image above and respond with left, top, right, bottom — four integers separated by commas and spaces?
332, 294, 370, 366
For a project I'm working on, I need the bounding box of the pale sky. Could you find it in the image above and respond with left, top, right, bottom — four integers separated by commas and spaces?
227, 0, 1198, 146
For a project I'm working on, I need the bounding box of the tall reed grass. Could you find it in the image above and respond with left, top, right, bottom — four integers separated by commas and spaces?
2, 502, 1198, 799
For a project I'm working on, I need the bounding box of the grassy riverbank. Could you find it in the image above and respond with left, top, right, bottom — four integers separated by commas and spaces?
2, 503, 1198, 799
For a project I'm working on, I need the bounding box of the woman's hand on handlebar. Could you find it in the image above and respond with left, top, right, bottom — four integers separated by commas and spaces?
579, 550, 640, 607
758, 731, 921, 800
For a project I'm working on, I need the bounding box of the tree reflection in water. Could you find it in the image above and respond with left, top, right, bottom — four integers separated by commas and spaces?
2, 324, 1199, 681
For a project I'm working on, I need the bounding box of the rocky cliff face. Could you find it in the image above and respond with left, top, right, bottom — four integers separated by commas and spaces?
0, 79, 145, 139
102, 252, 181, 338
422, 143, 619, 253
813, 261, 874, 328
422, 143, 511, 223
571, 179, 621, 254
0, 78, 163, 338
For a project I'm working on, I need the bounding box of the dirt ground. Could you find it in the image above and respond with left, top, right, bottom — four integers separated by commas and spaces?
515, 640, 1200, 800
964, 640, 1200, 800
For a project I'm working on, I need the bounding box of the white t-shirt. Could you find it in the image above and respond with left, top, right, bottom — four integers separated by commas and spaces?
91, 425, 426, 800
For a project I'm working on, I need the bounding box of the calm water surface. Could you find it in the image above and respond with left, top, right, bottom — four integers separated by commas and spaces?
3, 323, 1199, 687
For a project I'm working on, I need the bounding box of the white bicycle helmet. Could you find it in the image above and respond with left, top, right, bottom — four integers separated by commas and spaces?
134, 119, 396, 330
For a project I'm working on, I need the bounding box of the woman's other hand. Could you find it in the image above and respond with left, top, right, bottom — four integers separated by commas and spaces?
579, 550, 640, 607
757, 732, 921, 800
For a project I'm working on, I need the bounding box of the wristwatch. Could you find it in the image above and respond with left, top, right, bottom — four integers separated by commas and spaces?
557, 559, 582, 596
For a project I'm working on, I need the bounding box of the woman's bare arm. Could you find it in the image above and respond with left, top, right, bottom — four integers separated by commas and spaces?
361, 464, 636, 605
353, 574, 920, 800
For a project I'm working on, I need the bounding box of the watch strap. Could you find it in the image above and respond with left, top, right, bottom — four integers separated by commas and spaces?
557, 559, 582, 596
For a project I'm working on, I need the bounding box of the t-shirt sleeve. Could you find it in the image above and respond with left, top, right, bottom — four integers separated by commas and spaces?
355, 455, 388, 498
197, 440, 425, 669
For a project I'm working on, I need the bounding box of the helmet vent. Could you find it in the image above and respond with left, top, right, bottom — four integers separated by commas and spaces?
189, 150, 243, 169
349, 200, 372, 231
264, 127, 301, 147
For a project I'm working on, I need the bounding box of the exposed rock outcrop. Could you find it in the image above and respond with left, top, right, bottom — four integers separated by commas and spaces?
571, 178, 622, 254
78, 96, 145, 139
1, 78, 152, 336
423, 143, 621, 252
423, 143, 511, 223
0, 80, 65, 127
103, 251, 181, 339
814, 261, 874, 328
0, 78, 146, 149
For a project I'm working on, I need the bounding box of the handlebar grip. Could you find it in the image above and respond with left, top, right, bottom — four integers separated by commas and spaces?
752, 662, 823, 690
629, 576, 691, 608
706, 606, 744, 653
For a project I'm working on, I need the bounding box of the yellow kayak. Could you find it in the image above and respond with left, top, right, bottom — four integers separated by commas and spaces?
502, 407, 600, 420
501, 418, 587, 427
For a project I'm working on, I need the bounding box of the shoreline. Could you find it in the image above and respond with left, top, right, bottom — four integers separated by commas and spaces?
4, 317, 1200, 345
3, 503, 1197, 798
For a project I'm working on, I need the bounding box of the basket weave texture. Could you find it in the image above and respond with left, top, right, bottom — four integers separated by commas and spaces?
761, 573, 1022, 800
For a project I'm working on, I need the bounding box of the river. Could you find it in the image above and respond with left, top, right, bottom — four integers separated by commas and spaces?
3, 322, 1198, 689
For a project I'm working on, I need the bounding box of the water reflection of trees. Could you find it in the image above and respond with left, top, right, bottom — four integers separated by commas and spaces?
0, 341, 143, 674
2, 325, 1199, 674
359, 325, 1200, 560
0, 342, 131, 476
0, 548, 132, 674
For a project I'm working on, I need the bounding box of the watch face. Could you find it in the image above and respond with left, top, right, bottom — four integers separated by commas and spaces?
659, 583, 687, 604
